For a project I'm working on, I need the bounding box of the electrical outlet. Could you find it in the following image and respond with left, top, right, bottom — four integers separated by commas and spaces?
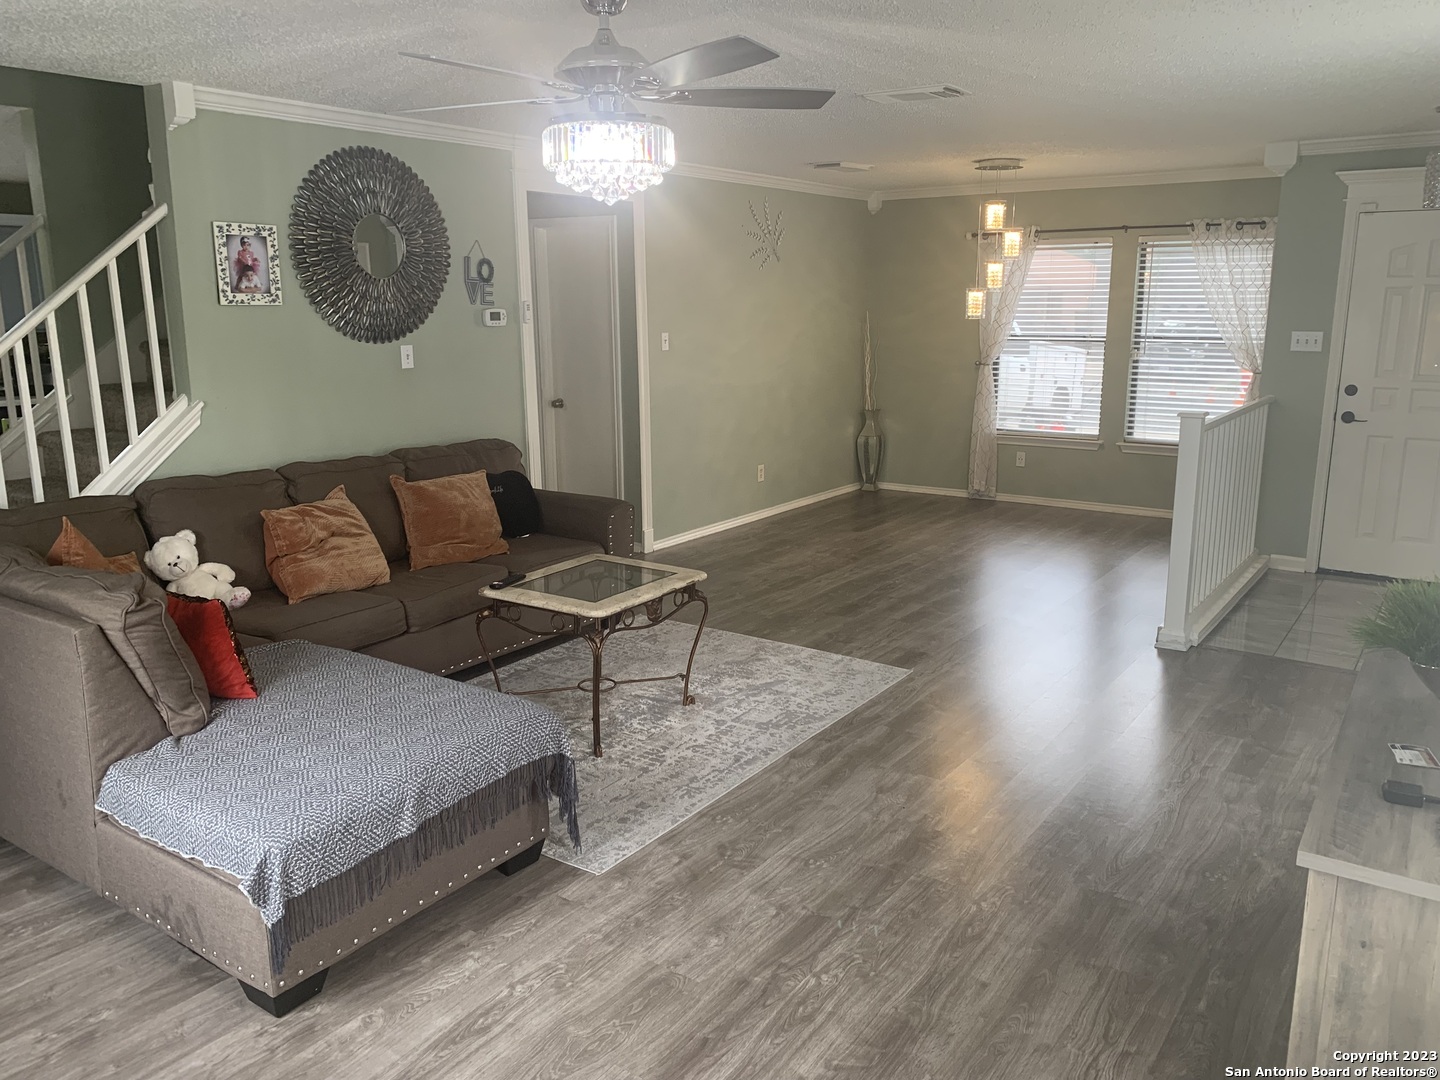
661, 332, 670, 351
1291, 331, 1324, 353
757, 464, 765, 482
1015, 451, 1026, 467
400, 345, 414, 369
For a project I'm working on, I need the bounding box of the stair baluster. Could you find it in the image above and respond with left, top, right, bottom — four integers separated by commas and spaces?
75, 278, 110, 473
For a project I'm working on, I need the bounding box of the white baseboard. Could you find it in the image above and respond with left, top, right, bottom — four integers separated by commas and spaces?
652, 483, 860, 550
1268, 554, 1309, 573
876, 482, 1172, 519
995, 492, 1173, 519
876, 481, 969, 498
1155, 551, 1269, 651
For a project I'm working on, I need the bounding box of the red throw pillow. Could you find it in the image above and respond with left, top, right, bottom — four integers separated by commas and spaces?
165, 595, 259, 700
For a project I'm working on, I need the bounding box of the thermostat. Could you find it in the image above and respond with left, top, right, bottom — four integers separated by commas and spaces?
483, 308, 508, 327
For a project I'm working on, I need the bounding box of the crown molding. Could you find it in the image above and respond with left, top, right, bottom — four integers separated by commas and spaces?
1336, 166, 1428, 187
1298, 130, 1440, 156
189, 85, 873, 201
666, 161, 868, 200
873, 164, 1275, 201
191, 86, 522, 152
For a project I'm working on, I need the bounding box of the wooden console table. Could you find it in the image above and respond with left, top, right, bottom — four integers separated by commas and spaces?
1289, 650, 1440, 1065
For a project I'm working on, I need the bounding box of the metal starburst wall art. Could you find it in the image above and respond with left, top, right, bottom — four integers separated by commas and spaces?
745, 199, 784, 268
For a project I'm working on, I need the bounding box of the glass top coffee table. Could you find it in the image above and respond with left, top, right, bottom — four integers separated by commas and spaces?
475, 554, 709, 757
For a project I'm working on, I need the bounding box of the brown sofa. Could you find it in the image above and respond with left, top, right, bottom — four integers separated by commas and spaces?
0, 437, 630, 1015
0, 436, 634, 674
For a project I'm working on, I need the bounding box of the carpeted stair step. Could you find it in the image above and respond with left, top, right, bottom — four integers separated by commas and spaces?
99, 380, 164, 439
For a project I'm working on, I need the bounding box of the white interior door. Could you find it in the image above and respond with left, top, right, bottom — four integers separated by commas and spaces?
530, 216, 622, 498
1320, 209, 1440, 578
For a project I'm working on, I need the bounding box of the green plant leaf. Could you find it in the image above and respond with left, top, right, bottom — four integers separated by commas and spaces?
1351, 578, 1440, 667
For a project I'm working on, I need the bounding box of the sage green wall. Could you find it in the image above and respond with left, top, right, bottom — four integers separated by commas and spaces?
643, 176, 869, 540
0, 182, 31, 215
146, 105, 525, 476
866, 179, 1281, 510
1255, 147, 1434, 557
0, 67, 153, 365
526, 191, 642, 509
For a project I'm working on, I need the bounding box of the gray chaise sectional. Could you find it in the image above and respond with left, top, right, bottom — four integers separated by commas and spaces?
0, 437, 632, 1014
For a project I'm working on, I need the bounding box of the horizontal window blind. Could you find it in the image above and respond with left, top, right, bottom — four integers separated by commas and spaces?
994, 241, 1113, 438
1127, 239, 1268, 443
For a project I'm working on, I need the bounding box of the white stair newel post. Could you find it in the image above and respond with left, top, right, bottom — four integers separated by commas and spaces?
106, 259, 139, 445
44, 312, 80, 498
75, 278, 110, 472
1162, 410, 1208, 645
135, 233, 166, 419
11, 341, 43, 504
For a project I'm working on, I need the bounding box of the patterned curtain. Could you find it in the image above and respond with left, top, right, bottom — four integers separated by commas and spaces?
1189, 218, 1277, 401
968, 226, 1038, 498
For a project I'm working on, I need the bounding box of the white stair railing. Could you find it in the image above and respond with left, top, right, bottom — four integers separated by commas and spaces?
0, 204, 202, 509
1156, 395, 1274, 651
0, 215, 47, 438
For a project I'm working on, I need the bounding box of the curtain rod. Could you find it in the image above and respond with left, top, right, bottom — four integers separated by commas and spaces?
968, 219, 1272, 239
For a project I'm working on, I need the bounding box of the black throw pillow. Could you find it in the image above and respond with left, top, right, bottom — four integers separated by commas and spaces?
487, 470, 544, 538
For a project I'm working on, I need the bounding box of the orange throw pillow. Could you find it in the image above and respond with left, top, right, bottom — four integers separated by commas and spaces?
166, 594, 259, 699
47, 517, 142, 574
260, 485, 391, 604
389, 470, 509, 571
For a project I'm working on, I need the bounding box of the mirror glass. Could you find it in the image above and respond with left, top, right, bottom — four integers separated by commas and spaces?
352, 213, 406, 278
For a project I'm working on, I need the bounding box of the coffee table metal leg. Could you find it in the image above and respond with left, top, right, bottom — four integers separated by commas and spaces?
475, 606, 503, 693
581, 621, 605, 757
681, 587, 709, 707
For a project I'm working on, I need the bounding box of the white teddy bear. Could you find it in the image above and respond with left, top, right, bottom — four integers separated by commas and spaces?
144, 529, 252, 609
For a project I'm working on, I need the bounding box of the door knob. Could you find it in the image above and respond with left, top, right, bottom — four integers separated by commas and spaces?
550, 398, 565, 409
1340, 410, 1366, 424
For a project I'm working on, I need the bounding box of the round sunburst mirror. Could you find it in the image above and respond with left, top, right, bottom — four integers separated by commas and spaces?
289, 146, 450, 344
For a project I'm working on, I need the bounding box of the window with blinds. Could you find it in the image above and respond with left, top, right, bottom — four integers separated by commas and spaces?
994, 240, 1113, 438
1127, 238, 1270, 443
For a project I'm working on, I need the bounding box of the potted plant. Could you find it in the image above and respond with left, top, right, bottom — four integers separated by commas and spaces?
1352, 579, 1440, 695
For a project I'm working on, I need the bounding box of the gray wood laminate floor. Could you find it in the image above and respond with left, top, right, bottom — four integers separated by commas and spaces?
0, 493, 1355, 1080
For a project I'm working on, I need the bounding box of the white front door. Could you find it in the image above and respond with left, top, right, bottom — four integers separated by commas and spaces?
530, 216, 622, 499
1320, 209, 1440, 578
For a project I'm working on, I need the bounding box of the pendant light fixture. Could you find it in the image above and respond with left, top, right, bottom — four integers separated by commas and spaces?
542, 114, 675, 204
966, 158, 1025, 319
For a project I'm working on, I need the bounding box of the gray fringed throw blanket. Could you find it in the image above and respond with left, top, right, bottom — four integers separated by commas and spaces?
96, 640, 579, 972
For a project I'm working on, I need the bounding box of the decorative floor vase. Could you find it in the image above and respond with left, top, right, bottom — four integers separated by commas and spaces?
1413, 660, 1440, 699
857, 409, 883, 491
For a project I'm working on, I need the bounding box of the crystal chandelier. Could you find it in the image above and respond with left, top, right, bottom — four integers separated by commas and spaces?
542, 114, 676, 204
966, 158, 1026, 320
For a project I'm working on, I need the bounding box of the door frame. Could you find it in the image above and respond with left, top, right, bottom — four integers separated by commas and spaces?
529, 214, 625, 500
510, 163, 656, 550
1304, 166, 1427, 571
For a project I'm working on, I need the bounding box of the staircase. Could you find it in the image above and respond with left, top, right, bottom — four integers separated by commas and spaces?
0, 205, 203, 509
5, 342, 171, 508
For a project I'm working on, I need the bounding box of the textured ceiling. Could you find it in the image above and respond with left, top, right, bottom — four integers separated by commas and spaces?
3, 0, 1439, 191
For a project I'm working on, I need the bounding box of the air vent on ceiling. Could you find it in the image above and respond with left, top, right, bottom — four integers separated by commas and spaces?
862, 85, 970, 104
809, 161, 874, 172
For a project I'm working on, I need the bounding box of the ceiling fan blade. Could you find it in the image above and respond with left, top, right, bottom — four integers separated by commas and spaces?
637, 87, 836, 110
634, 36, 779, 88
399, 52, 580, 93
395, 96, 582, 114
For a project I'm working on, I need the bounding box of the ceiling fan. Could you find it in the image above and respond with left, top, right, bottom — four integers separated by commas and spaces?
398, 0, 836, 203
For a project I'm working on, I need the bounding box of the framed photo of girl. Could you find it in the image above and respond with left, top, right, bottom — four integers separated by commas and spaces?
213, 222, 283, 306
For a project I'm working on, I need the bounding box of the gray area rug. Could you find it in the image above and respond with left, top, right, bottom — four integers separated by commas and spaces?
472, 622, 909, 874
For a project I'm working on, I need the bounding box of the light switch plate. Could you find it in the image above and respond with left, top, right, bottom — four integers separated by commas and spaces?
661, 332, 670, 351
1291, 331, 1324, 352
399, 345, 414, 369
